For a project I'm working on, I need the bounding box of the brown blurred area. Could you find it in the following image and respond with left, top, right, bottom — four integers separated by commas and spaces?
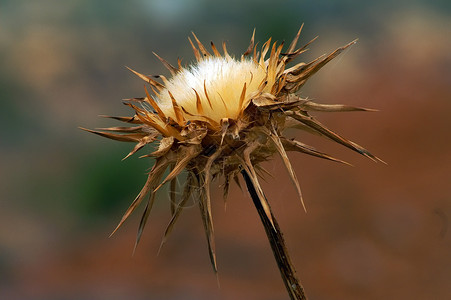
1, 1, 450, 299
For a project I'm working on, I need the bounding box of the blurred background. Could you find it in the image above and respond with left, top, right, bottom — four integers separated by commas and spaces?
1, 1, 450, 299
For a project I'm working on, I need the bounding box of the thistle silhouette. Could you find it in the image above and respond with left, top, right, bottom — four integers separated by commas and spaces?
81, 25, 382, 299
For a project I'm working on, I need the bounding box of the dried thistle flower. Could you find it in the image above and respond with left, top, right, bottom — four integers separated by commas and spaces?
82, 26, 381, 297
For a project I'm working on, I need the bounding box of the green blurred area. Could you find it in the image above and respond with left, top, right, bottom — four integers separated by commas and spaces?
1, 1, 450, 299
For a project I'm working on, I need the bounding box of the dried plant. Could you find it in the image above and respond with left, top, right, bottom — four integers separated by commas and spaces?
81, 26, 382, 299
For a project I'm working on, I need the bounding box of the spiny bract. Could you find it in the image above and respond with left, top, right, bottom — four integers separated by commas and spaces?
82, 26, 382, 272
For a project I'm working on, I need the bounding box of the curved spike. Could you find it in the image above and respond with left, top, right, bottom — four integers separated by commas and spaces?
126, 66, 164, 91
204, 146, 226, 204
238, 82, 247, 116
217, 93, 229, 116
283, 36, 318, 64
188, 37, 201, 61
286, 24, 304, 54
267, 42, 278, 75
242, 28, 256, 58
203, 80, 213, 109
210, 41, 221, 57
133, 193, 154, 254
276, 74, 288, 94
286, 111, 384, 163
177, 58, 183, 70
222, 41, 231, 59
202, 145, 225, 263
289, 39, 358, 92
168, 91, 184, 125
144, 86, 166, 121
99, 115, 141, 124
169, 163, 177, 216
179, 106, 220, 129
94, 125, 145, 133
191, 32, 211, 57
301, 101, 378, 112
79, 127, 144, 143
153, 52, 178, 76
259, 38, 272, 65
239, 142, 276, 230
156, 74, 170, 87
124, 103, 167, 135
280, 137, 352, 166
253, 42, 259, 63
266, 125, 306, 212
110, 158, 169, 237
193, 88, 204, 115
198, 173, 218, 273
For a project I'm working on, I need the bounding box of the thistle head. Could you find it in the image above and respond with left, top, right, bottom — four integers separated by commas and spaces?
81, 26, 382, 272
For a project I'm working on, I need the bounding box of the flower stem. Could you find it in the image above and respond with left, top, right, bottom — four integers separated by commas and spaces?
241, 170, 307, 300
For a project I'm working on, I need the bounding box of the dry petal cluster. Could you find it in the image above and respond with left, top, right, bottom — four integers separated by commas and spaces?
82, 27, 382, 272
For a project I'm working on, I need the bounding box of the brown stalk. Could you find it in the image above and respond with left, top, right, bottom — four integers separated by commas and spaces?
241, 169, 307, 300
